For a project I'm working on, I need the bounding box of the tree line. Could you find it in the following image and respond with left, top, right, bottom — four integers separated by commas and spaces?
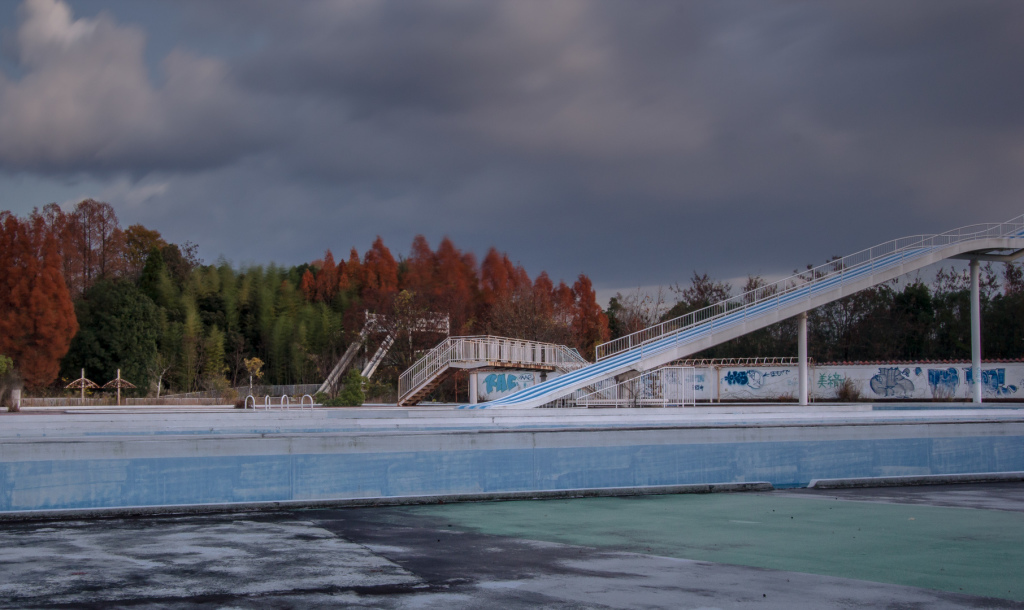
0, 201, 610, 400
4, 200, 1022, 404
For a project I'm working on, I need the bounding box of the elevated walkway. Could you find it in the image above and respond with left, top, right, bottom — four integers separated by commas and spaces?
483, 215, 1024, 409
398, 336, 588, 405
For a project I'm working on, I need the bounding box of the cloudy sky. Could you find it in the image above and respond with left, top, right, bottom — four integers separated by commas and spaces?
1, 0, 1022, 298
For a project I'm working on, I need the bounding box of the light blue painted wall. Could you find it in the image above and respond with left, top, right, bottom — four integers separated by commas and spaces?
3, 435, 1024, 512
708, 362, 1024, 401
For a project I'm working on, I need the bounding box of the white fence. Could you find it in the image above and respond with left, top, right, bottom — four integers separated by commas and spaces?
573, 367, 697, 408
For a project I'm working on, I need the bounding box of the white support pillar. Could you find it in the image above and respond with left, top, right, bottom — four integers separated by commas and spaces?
469, 372, 478, 404
798, 312, 808, 406
970, 259, 982, 404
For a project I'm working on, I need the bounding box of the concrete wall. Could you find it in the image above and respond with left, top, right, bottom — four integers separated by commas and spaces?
2, 411, 1022, 513
478, 371, 540, 402
699, 361, 1024, 401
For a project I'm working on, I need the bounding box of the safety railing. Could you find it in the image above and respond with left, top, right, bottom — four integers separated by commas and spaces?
674, 356, 809, 367
597, 215, 1024, 361
243, 394, 316, 410
572, 367, 696, 408
398, 335, 589, 400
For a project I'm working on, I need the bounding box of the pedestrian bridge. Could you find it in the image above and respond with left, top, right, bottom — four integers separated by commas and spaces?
481, 215, 1024, 409
398, 336, 588, 405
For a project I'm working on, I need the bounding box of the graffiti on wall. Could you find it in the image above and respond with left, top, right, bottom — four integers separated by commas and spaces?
480, 372, 537, 400
869, 367, 915, 397
927, 368, 959, 399
720, 368, 795, 399
724, 369, 790, 389
702, 362, 1024, 401
724, 370, 754, 388
817, 373, 845, 389
964, 368, 1018, 396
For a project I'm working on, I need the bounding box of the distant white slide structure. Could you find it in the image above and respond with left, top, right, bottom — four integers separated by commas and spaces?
481, 215, 1024, 409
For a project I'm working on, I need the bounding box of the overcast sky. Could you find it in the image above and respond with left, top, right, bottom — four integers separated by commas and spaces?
1, 0, 1022, 300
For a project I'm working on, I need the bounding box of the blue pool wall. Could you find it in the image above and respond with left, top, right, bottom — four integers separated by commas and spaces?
3, 424, 1023, 512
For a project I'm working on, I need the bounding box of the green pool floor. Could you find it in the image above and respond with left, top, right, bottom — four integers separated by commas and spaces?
404, 492, 1024, 602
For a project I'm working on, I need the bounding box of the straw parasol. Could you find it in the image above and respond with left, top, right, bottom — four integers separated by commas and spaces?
102, 369, 136, 406
65, 369, 100, 400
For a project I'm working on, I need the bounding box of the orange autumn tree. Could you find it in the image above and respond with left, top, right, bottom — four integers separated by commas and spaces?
399, 236, 479, 334
433, 237, 478, 334
401, 235, 436, 302
361, 237, 399, 312
0, 212, 78, 387
40, 200, 150, 297
301, 250, 346, 304
298, 236, 607, 366
479, 247, 530, 313
571, 274, 611, 359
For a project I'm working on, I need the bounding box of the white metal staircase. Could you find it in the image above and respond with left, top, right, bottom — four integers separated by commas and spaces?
482, 215, 1024, 409
318, 312, 449, 396
398, 336, 588, 405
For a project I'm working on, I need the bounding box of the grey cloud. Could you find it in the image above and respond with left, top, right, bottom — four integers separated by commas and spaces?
0, 0, 273, 173
4, 0, 1024, 291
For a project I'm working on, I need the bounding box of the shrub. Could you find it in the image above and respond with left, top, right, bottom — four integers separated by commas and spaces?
317, 370, 365, 407
338, 369, 366, 406
836, 378, 861, 402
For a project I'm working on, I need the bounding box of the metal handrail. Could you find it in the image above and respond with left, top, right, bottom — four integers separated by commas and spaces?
674, 356, 809, 367
398, 335, 589, 400
597, 215, 1024, 361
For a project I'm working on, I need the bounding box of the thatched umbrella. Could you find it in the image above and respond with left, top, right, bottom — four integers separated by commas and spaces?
65, 369, 100, 401
102, 369, 136, 406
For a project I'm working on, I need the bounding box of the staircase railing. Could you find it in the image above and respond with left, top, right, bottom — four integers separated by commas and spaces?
597, 215, 1024, 361
398, 336, 589, 400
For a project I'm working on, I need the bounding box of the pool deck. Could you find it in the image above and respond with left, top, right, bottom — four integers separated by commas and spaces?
4, 402, 1024, 436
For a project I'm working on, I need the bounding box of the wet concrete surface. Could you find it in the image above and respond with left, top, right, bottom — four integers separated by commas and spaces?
782, 482, 1024, 512
2, 485, 1023, 608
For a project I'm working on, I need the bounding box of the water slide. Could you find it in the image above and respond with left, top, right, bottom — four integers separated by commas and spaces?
481, 216, 1024, 409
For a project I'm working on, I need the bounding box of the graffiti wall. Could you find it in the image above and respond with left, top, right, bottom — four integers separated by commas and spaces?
717, 367, 798, 400
474, 362, 1022, 403
477, 371, 541, 402
810, 363, 1022, 401
697, 361, 1024, 401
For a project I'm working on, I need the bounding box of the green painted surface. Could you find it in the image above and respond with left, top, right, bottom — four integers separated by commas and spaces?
406, 494, 1024, 601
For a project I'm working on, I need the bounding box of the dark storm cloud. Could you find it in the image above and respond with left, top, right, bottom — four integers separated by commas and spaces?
0, 0, 275, 174
2, 0, 1024, 290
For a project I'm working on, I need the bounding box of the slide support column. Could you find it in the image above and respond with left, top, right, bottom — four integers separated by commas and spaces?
971, 259, 982, 404
798, 312, 808, 406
